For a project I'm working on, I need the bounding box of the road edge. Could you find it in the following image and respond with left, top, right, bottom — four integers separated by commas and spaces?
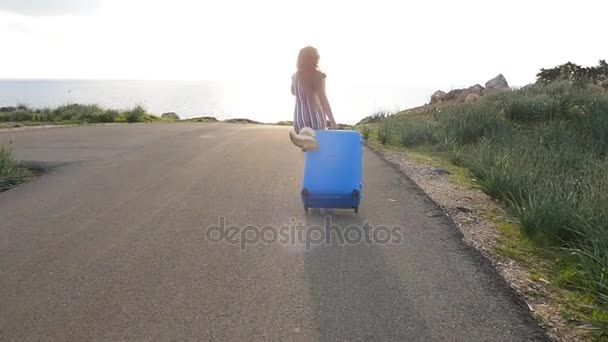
364, 142, 553, 341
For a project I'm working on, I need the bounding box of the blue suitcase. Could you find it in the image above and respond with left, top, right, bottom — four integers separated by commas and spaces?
301, 130, 362, 212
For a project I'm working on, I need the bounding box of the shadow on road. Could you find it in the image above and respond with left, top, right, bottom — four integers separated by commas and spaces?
302, 210, 429, 341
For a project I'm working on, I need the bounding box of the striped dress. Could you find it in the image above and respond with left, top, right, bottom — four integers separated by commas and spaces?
292, 71, 327, 134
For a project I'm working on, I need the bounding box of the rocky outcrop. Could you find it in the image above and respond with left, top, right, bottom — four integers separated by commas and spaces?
456, 84, 484, 102
430, 90, 447, 104
465, 93, 480, 103
430, 84, 485, 104
469, 84, 484, 95
429, 75, 511, 104
484, 74, 510, 92
161, 112, 180, 120
450, 89, 468, 102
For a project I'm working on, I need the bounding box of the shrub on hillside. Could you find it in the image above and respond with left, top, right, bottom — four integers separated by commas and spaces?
537, 60, 608, 84
125, 105, 147, 123
396, 117, 437, 147
359, 126, 372, 141
433, 103, 508, 146
377, 120, 391, 145
577, 96, 608, 156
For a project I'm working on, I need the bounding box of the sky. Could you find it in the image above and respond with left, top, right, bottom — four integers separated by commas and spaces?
1, 0, 607, 89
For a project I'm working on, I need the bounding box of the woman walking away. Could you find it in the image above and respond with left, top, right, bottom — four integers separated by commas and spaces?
289, 46, 338, 150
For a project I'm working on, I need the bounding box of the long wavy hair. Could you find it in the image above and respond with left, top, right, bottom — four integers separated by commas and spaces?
296, 46, 322, 92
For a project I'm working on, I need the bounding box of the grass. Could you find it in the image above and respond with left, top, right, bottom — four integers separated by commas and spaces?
0, 104, 354, 130
0, 104, 161, 125
224, 118, 262, 124
359, 126, 372, 141
0, 144, 32, 192
358, 80, 608, 336
0, 104, 161, 191
377, 120, 391, 145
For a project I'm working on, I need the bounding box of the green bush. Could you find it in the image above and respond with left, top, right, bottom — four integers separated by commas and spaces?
0, 109, 33, 122
377, 120, 391, 145
396, 117, 436, 147
98, 110, 119, 123
578, 96, 608, 156
53, 104, 85, 121
434, 103, 508, 146
0, 104, 158, 124
359, 126, 372, 141
0, 145, 31, 191
503, 81, 607, 123
125, 106, 146, 123
504, 94, 561, 121
537, 60, 608, 84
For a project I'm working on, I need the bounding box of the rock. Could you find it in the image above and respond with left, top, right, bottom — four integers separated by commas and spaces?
484, 74, 510, 91
161, 112, 180, 120
430, 90, 447, 104
468, 84, 484, 95
433, 83, 486, 104
455, 206, 473, 213
465, 93, 480, 103
430, 81, 494, 104
447, 89, 466, 102
589, 84, 606, 93
433, 167, 451, 176
455, 91, 469, 102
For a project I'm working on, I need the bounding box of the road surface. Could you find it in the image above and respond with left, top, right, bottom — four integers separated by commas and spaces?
0, 123, 546, 341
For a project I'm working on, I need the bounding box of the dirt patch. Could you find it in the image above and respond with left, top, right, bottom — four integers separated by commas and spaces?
371, 145, 585, 342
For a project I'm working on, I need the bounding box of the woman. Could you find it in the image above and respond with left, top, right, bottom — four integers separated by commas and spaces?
289, 46, 338, 150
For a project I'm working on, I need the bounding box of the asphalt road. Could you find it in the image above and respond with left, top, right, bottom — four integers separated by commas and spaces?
0, 123, 547, 341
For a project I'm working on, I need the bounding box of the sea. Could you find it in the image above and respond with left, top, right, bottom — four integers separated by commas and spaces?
0, 79, 435, 125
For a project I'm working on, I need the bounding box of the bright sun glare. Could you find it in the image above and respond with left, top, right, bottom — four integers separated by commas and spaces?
1, 0, 606, 89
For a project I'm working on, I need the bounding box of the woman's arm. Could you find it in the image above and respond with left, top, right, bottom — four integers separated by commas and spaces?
317, 76, 337, 129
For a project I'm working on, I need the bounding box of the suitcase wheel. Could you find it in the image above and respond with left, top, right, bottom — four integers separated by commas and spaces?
354, 206, 359, 213
304, 206, 309, 212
